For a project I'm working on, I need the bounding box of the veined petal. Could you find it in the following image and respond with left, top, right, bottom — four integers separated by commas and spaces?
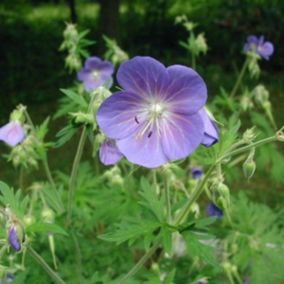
198, 108, 219, 147
117, 56, 169, 97
164, 65, 207, 114
116, 123, 168, 168
160, 113, 204, 161
99, 139, 123, 166
96, 91, 146, 140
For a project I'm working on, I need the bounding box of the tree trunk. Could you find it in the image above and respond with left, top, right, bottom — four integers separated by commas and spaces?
99, 0, 120, 39
67, 0, 77, 23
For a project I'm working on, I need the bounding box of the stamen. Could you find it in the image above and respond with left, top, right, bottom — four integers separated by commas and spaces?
135, 116, 139, 124
147, 131, 153, 138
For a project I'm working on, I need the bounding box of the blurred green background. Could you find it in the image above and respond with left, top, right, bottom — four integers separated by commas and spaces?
0, 0, 283, 201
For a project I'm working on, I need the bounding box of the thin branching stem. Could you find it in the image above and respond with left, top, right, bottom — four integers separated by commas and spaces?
120, 133, 281, 282
27, 245, 65, 284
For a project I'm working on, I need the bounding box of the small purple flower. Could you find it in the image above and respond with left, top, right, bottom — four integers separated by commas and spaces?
99, 138, 123, 166
0, 122, 25, 147
207, 202, 223, 219
243, 35, 274, 60
243, 280, 249, 284
191, 167, 203, 179
77, 56, 114, 91
8, 226, 21, 252
97, 56, 218, 168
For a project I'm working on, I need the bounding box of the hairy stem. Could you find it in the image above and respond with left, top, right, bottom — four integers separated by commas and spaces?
66, 126, 88, 225
27, 245, 65, 284
118, 240, 160, 284
230, 57, 249, 98
24, 109, 56, 188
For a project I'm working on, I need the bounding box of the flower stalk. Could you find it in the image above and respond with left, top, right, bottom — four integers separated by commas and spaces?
230, 57, 249, 98
27, 245, 65, 284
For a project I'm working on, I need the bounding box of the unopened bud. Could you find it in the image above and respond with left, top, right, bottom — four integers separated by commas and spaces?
8, 223, 25, 252
41, 207, 54, 223
243, 158, 256, 179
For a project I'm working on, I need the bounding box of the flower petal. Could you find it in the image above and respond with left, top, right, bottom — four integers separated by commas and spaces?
116, 123, 168, 168
258, 42, 274, 60
198, 108, 219, 147
160, 113, 204, 161
97, 91, 146, 140
117, 56, 169, 97
164, 65, 207, 114
247, 35, 258, 45
99, 139, 123, 166
0, 122, 25, 147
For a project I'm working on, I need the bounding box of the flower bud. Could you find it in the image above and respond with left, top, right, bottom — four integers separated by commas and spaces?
243, 158, 256, 179
195, 33, 208, 55
191, 167, 203, 180
41, 207, 54, 223
8, 223, 25, 252
206, 202, 223, 219
276, 127, 284, 142
10, 105, 26, 124
242, 128, 256, 144
23, 215, 35, 226
253, 84, 269, 106
70, 112, 94, 126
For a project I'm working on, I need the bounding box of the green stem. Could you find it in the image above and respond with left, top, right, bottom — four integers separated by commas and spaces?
220, 135, 277, 161
27, 245, 65, 284
230, 57, 249, 98
66, 126, 88, 225
118, 240, 160, 284
175, 164, 216, 225
164, 175, 172, 223
24, 109, 56, 189
192, 53, 196, 70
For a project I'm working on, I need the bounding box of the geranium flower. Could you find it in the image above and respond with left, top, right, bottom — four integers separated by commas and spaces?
0, 121, 25, 147
243, 35, 274, 60
99, 138, 123, 166
97, 56, 218, 168
77, 56, 114, 91
206, 202, 223, 219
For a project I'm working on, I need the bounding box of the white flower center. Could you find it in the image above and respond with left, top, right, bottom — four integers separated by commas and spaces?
150, 103, 163, 115
135, 101, 168, 139
92, 70, 100, 80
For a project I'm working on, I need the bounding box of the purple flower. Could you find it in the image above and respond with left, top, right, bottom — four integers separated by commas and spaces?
8, 226, 22, 252
207, 203, 223, 219
243, 280, 249, 284
0, 122, 25, 147
99, 138, 123, 166
77, 56, 114, 91
191, 167, 203, 179
243, 35, 274, 60
97, 56, 218, 168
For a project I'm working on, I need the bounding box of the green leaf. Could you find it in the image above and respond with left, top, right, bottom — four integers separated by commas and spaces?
164, 269, 176, 284
183, 231, 218, 266
99, 219, 160, 245
55, 123, 77, 148
42, 184, 65, 215
161, 226, 172, 254
60, 89, 88, 109
0, 181, 28, 218
26, 223, 68, 236
139, 177, 165, 222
